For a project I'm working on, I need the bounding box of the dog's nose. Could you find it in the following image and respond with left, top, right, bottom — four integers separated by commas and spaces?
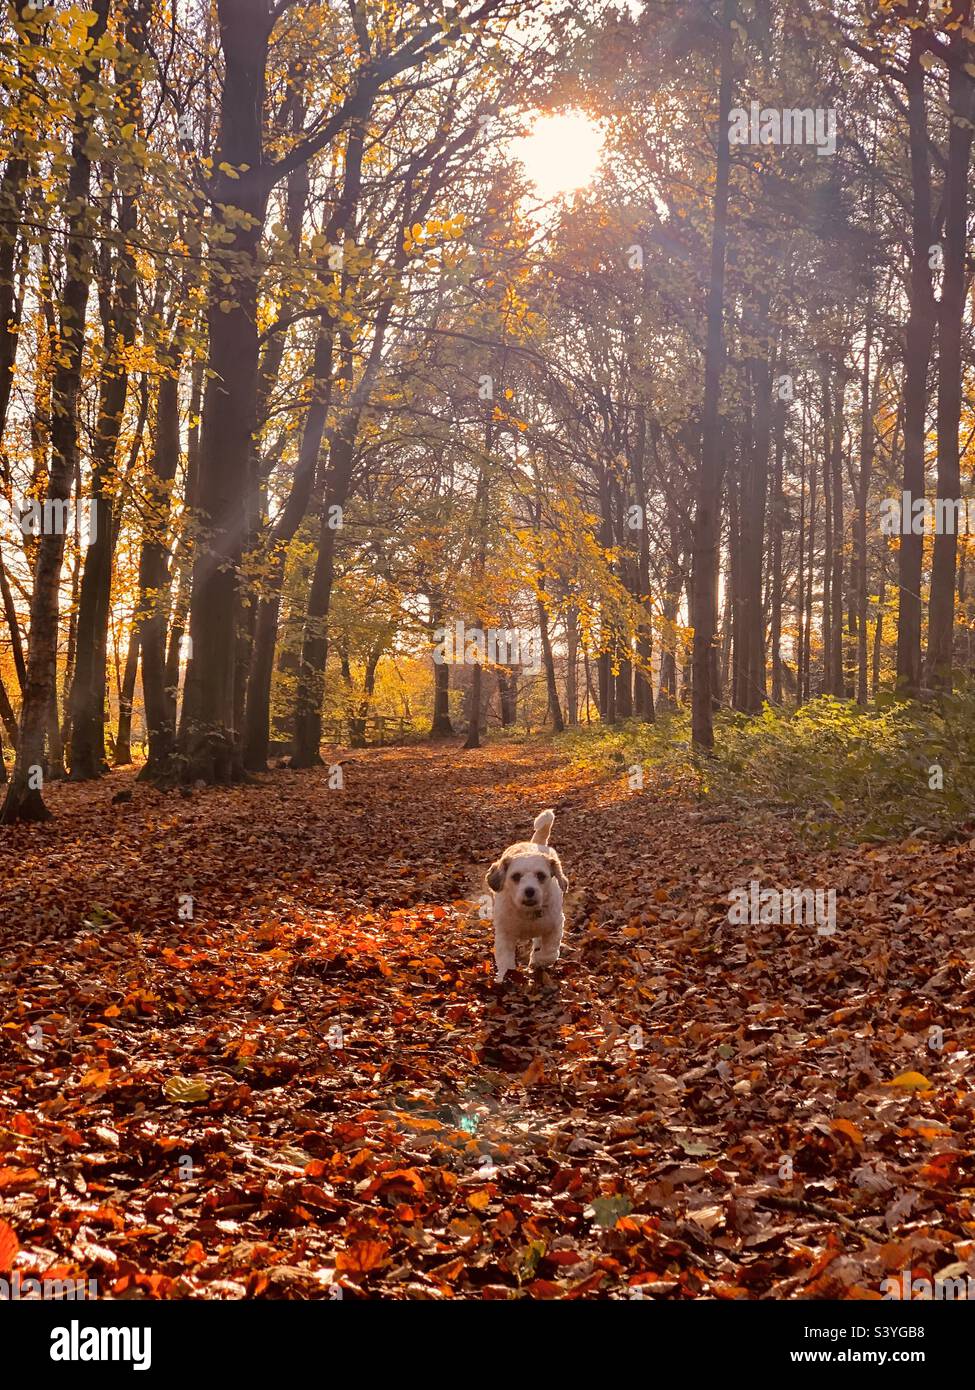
523, 885, 536, 899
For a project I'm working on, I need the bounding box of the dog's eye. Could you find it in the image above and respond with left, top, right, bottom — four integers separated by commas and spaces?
537, 870, 549, 881
511, 872, 522, 883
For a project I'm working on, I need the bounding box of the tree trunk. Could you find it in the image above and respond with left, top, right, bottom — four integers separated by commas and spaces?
136, 367, 182, 779
291, 420, 358, 767
855, 324, 874, 705
896, 31, 936, 698
738, 297, 772, 712
565, 606, 578, 725
537, 591, 564, 733
166, 355, 203, 712
242, 318, 336, 768
690, 0, 732, 749
828, 377, 845, 697
926, 49, 974, 690
463, 661, 483, 750
114, 628, 139, 766
430, 604, 454, 736
68, 0, 146, 779
179, 1, 270, 782
1, 0, 111, 823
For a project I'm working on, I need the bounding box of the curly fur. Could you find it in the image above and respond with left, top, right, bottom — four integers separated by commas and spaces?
485, 809, 567, 982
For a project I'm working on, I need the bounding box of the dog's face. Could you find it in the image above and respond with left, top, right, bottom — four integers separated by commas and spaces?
487, 848, 567, 912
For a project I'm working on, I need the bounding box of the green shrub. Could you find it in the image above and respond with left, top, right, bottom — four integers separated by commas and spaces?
559, 691, 975, 846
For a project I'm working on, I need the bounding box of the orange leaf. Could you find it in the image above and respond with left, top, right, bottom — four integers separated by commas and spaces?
0, 1167, 39, 1193
0, 1220, 18, 1273
335, 1240, 390, 1274
378, 1168, 426, 1196
521, 1057, 545, 1085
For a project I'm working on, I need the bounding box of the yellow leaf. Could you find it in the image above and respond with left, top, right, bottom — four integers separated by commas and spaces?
163, 1075, 210, 1104
884, 1070, 933, 1091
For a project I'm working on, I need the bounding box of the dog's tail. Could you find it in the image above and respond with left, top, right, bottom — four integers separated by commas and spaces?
532, 809, 555, 845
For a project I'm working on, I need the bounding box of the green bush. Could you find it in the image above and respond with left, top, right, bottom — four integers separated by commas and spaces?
559, 691, 975, 846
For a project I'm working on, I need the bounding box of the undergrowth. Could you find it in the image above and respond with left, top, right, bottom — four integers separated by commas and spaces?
559, 692, 975, 846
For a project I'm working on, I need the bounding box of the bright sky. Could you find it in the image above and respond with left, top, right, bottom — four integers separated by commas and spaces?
509, 111, 604, 201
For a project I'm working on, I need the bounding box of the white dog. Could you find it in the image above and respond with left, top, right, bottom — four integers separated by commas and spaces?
486, 809, 567, 983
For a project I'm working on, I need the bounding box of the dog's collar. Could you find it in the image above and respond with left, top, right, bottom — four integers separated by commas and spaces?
520, 908, 544, 920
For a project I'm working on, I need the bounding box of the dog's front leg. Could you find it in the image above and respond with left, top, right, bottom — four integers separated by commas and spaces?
529, 921, 563, 970
494, 934, 517, 983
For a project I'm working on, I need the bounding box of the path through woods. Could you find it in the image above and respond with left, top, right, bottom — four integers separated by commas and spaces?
1, 745, 973, 1298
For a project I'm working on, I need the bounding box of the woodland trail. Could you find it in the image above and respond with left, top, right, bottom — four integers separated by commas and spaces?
0, 743, 973, 1298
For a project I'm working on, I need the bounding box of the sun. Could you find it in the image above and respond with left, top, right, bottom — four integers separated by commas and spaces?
510, 110, 604, 201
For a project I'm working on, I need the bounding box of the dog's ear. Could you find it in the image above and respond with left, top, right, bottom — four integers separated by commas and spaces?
550, 853, 568, 892
486, 857, 509, 892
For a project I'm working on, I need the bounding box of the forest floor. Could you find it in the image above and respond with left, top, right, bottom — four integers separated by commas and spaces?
1, 740, 974, 1299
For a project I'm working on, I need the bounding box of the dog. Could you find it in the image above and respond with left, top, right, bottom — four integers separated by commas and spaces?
486, 809, 567, 983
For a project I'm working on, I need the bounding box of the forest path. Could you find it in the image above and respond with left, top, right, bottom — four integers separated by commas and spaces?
0, 742, 973, 1297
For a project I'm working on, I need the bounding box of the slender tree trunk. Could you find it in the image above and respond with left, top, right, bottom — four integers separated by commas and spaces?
166, 356, 203, 711
497, 668, 516, 726
796, 412, 807, 707
856, 323, 874, 705
896, 31, 936, 698
1, 0, 111, 823
829, 378, 845, 697
0, 2, 40, 441
429, 606, 454, 736
770, 396, 785, 704
537, 590, 564, 732
729, 454, 742, 708
463, 663, 483, 749
136, 367, 182, 779
873, 550, 886, 696
0, 670, 18, 753
739, 296, 771, 712
68, 1, 146, 779
802, 404, 816, 702
463, 422, 491, 751
659, 544, 683, 707
927, 48, 974, 690
291, 425, 356, 767
690, 0, 732, 748
114, 628, 139, 765
242, 318, 336, 768
0, 552, 26, 695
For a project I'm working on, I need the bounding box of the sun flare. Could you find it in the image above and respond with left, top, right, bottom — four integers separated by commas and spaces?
510, 110, 604, 201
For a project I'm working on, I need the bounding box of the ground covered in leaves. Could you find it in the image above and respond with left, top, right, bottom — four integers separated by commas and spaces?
1, 741, 974, 1299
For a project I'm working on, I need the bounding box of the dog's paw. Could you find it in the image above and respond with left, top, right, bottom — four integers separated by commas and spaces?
493, 967, 522, 989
